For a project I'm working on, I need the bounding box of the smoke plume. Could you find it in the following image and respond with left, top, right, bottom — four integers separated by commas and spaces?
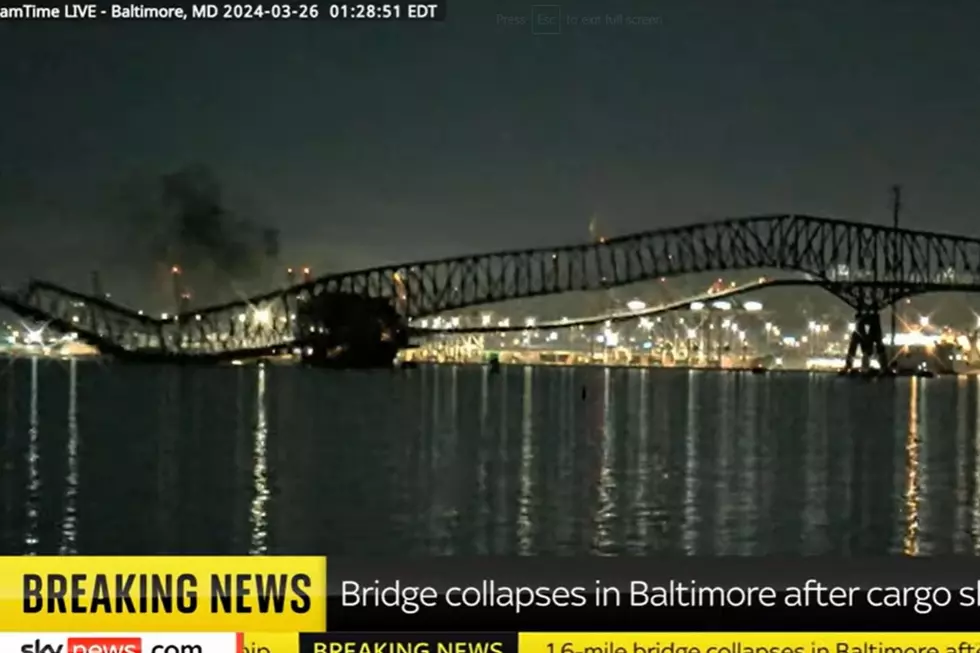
116, 164, 280, 306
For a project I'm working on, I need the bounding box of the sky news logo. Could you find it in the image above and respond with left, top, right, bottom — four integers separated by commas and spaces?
3, 633, 237, 653
21, 638, 179, 653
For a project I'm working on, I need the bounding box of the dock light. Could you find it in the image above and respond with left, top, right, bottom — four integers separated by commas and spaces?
626, 300, 646, 311
743, 301, 763, 311
252, 308, 272, 326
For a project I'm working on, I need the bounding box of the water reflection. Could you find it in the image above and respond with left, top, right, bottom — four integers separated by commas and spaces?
24, 357, 39, 554
516, 367, 534, 554
593, 368, 616, 554
249, 365, 270, 554
904, 377, 922, 556
681, 372, 700, 554
5, 362, 980, 555
59, 360, 79, 555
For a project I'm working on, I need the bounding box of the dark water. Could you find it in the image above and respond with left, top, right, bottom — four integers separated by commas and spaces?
0, 358, 977, 556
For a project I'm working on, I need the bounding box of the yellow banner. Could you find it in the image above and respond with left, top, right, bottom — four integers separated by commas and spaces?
520, 633, 980, 653
244, 632, 301, 653
0, 556, 327, 632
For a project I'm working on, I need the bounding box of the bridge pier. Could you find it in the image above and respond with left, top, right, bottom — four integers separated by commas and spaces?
843, 311, 889, 374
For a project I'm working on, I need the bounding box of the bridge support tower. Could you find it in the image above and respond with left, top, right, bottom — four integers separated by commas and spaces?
844, 311, 889, 374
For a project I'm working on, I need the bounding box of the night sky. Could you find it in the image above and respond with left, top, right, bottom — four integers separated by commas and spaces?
2, 0, 980, 303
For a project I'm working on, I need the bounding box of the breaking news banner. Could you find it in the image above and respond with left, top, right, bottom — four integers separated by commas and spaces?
0, 556, 326, 632
0, 1, 446, 22
322, 558, 980, 631
294, 633, 980, 653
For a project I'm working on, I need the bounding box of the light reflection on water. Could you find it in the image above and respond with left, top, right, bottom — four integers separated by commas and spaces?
59, 359, 78, 555
24, 357, 39, 554
249, 365, 270, 554
2, 359, 980, 555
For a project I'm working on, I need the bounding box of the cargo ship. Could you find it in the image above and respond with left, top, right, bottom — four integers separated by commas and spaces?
294, 292, 409, 368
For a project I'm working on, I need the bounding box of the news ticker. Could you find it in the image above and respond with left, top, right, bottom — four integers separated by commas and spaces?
11, 556, 980, 633
0, 1, 445, 21
11, 633, 980, 653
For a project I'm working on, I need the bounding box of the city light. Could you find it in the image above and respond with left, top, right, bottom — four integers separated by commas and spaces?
743, 301, 763, 311
690, 301, 705, 310
252, 308, 272, 326
25, 328, 44, 345
481, 314, 492, 326
525, 317, 536, 328
712, 301, 732, 310
919, 316, 929, 327
626, 300, 646, 311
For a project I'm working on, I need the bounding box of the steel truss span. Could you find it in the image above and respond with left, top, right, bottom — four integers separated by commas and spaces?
4, 213, 980, 359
